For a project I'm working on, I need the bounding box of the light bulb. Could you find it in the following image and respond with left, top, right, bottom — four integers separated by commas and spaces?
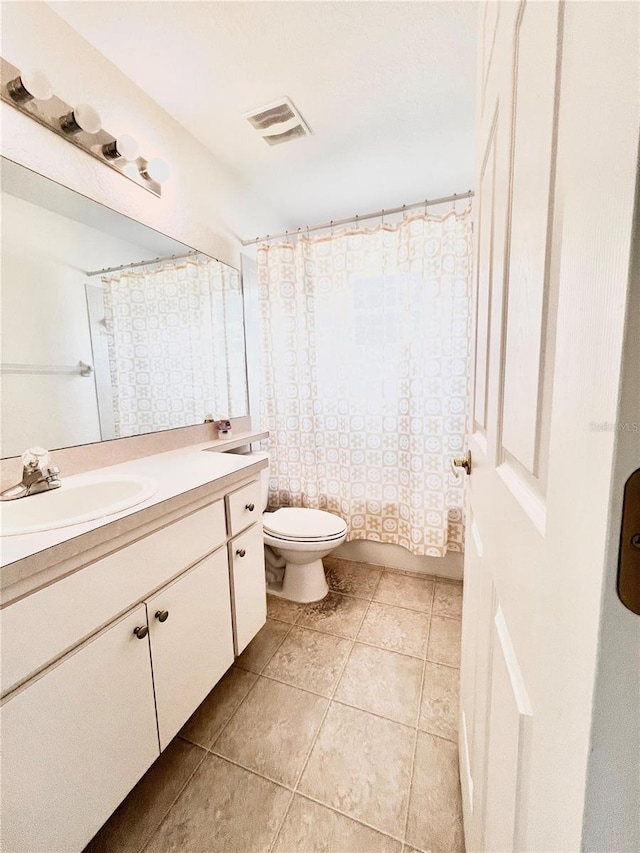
102, 134, 140, 162
60, 103, 102, 135
7, 70, 53, 103
142, 158, 170, 184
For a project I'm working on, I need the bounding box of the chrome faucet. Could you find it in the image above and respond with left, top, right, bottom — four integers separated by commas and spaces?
0, 447, 61, 500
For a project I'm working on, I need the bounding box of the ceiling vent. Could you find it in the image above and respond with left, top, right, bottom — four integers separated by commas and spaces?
243, 97, 311, 146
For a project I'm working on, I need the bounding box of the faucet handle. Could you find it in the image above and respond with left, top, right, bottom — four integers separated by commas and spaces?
21, 447, 50, 471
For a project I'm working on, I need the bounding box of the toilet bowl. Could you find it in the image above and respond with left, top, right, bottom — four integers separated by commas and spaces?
244, 452, 347, 603
263, 507, 347, 603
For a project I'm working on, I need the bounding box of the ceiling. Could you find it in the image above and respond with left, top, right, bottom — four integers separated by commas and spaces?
46, 1, 477, 239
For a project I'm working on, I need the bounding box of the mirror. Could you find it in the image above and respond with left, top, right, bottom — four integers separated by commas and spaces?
0, 158, 249, 458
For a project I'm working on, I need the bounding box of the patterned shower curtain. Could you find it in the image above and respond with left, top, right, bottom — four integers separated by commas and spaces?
257, 208, 473, 557
102, 256, 246, 437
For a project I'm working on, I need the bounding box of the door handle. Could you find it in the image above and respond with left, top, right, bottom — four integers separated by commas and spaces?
236, 548, 246, 558
618, 468, 640, 615
133, 625, 148, 639
155, 609, 169, 623
451, 450, 472, 477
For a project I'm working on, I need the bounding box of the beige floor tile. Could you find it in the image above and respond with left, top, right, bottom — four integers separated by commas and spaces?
357, 601, 430, 658
324, 559, 383, 600
264, 626, 352, 697
84, 739, 205, 853
419, 662, 460, 742
144, 754, 291, 853
273, 795, 403, 853
299, 702, 415, 838
298, 591, 369, 639
433, 579, 463, 619
267, 594, 306, 624
335, 643, 423, 727
213, 677, 328, 786
235, 618, 291, 674
179, 666, 257, 749
374, 572, 434, 612
406, 732, 464, 853
427, 616, 461, 668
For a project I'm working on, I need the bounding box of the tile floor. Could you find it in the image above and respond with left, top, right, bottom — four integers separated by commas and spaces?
85, 559, 464, 853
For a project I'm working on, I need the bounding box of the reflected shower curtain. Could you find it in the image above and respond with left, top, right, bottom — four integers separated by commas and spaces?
257, 209, 472, 556
102, 256, 246, 437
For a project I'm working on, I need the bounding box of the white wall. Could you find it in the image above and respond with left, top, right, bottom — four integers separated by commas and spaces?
0, 191, 156, 456
0, 1, 268, 269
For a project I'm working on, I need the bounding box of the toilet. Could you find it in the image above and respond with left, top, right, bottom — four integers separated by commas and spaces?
249, 453, 347, 603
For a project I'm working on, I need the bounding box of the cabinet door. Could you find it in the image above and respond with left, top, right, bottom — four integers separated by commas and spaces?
229, 522, 267, 655
147, 548, 234, 750
0, 605, 159, 853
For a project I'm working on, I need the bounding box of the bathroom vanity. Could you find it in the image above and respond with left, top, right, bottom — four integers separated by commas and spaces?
0, 436, 268, 852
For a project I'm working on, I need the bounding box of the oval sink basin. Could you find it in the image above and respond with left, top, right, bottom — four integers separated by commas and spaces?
0, 474, 158, 536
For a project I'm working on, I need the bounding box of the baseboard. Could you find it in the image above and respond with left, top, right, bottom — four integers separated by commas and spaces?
334, 539, 464, 580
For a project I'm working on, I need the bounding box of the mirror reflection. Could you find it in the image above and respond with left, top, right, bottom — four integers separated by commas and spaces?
0, 158, 249, 458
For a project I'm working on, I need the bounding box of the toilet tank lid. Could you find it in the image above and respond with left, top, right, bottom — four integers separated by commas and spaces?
264, 507, 347, 540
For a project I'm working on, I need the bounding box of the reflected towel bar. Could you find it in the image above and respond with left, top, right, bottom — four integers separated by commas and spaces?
1, 361, 94, 377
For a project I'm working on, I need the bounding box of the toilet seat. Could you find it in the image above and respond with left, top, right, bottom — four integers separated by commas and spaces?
263, 507, 347, 543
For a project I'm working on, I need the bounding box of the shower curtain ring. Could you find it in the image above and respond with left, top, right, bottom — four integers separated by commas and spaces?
452, 193, 457, 212
424, 199, 428, 216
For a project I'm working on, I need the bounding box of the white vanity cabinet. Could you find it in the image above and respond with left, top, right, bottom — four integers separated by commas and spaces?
0, 467, 267, 853
147, 547, 234, 749
0, 605, 160, 853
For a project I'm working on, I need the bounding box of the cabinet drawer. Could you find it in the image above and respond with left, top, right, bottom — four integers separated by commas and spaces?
1, 500, 226, 696
0, 605, 159, 853
226, 479, 262, 536
229, 523, 266, 655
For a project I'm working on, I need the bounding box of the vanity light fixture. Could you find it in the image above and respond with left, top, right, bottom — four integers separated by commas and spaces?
102, 134, 140, 162
60, 103, 102, 135
1, 56, 166, 198
7, 69, 53, 103
140, 157, 170, 184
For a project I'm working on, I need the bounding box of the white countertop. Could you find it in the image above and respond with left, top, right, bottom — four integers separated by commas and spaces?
0, 441, 267, 570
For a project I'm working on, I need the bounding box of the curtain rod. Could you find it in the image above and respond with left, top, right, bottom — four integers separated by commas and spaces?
86, 250, 204, 277
241, 190, 474, 247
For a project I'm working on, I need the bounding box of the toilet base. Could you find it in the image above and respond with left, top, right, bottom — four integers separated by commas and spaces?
266, 558, 329, 604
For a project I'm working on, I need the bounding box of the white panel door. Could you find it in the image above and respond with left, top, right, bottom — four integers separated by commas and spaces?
229, 522, 267, 654
460, 2, 639, 851
0, 605, 159, 853
147, 547, 235, 750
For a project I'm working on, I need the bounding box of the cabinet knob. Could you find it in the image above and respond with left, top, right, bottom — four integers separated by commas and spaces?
236, 548, 246, 558
245, 503, 255, 512
133, 625, 148, 639
155, 609, 169, 623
